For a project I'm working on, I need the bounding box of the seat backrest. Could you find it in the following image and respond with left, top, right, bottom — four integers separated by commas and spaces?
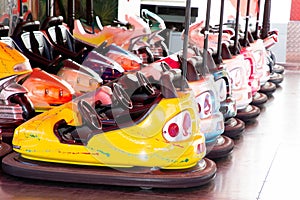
0, 37, 16, 48
21, 31, 41, 54
0, 25, 9, 37
47, 24, 74, 51
41, 16, 75, 52
0, 36, 25, 53
20, 31, 52, 59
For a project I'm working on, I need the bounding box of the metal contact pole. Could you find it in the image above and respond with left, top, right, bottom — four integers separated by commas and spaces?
68, 0, 75, 34
216, 0, 225, 64
202, 0, 211, 68
181, 0, 191, 91
243, 0, 251, 46
19, 0, 22, 16
253, 0, 261, 39
261, 0, 271, 39
86, 0, 95, 33
46, 0, 54, 17
233, 0, 241, 55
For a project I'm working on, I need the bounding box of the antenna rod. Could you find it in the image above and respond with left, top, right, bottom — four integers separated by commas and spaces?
216, 0, 225, 64
181, 0, 191, 91
243, 0, 251, 47
203, 0, 211, 68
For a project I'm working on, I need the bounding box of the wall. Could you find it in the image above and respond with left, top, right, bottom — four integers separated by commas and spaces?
118, 0, 141, 21
269, 0, 291, 62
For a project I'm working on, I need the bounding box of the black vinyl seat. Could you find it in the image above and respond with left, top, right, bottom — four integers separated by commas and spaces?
0, 25, 21, 51
11, 20, 63, 74
40, 16, 94, 64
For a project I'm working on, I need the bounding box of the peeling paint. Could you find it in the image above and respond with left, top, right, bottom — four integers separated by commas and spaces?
96, 149, 110, 157
172, 143, 184, 148
180, 158, 189, 163
25, 149, 36, 153
28, 134, 40, 140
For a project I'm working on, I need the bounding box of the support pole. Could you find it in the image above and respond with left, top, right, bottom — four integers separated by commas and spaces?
253, 0, 261, 39
46, 0, 54, 17
261, 0, 271, 39
233, 0, 241, 55
216, 0, 225, 64
181, 0, 191, 91
243, 0, 251, 47
68, 0, 75, 34
19, 0, 23, 16
86, 0, 95, 33
202, 0, 211, 68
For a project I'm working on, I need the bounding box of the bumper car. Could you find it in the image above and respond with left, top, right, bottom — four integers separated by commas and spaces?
40, 16, 94, 64
263, 30, 284, 85
141, 9, 169, 60
41, 17, 146, 89
226, 0, 281, 92
0, 68, 76, 145
221, 53, 260, 122
16, 68, 75, 112
239, 39, 269, 105
157, 48, 233, 159
52, 48, 124, 88
194, 24, 265, 106
0, 41, 35, 155
233, 0, 284, 80
186, 19, 260, 123
90, 41, 144, 73
189, 20, 267, 106
0, 30, 77, 143
2, 68, 216, 188
211, 62, 244, 138
54, 17, 144, 75
187, 25, 245, 138
11, 20, 102, 95
240, 34, 277, 97
73, 11, 155, 64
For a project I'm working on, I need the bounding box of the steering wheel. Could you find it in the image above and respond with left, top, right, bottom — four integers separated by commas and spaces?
78, 100, 102, 130
113, 83, 133, 109
136, 71, 155, 95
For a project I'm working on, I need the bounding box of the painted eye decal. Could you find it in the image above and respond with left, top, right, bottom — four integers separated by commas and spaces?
197, 92, 212, 119
215, 79, 227, 102
230, 69, 242, 90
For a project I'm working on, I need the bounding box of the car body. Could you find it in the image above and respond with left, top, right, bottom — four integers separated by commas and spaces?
186, 21, 252, 110
0, 41, 32, 79
157, 50, 225, 153
73, 14, 154, 64
12, 69, 206, 169
16, 68, 75, 112
242, 39, 270, 88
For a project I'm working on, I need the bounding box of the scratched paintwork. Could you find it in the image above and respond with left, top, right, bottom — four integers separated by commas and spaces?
0, 42, 32, 79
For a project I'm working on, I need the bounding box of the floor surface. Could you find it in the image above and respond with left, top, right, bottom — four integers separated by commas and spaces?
0, 69, 298, 200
